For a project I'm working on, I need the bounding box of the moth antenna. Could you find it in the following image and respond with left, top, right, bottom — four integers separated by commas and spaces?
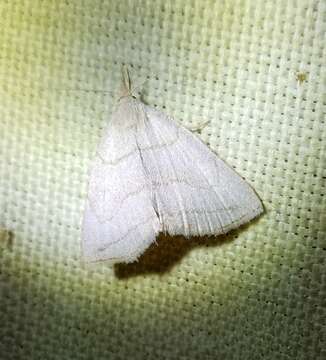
121, 65, 132, 96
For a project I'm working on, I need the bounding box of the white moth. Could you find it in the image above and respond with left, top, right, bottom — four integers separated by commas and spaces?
82, 68, 263, 264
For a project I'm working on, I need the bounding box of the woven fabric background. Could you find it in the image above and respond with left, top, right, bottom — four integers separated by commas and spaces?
0, 1, 325, 359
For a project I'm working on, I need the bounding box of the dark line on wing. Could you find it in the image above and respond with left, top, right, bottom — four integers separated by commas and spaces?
96, 128, 180, 166
97, 214, 157, 252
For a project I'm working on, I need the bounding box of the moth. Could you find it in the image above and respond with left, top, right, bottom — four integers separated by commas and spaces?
82, 68, 263, 264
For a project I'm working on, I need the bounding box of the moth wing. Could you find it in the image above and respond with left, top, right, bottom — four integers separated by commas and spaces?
82, 101, 160, 263
139, 105, 263, 237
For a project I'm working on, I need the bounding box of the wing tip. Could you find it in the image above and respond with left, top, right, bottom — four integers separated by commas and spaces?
81, 228, 160, 265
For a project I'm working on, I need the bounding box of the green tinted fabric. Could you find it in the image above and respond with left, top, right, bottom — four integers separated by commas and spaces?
0, 1, 324, 359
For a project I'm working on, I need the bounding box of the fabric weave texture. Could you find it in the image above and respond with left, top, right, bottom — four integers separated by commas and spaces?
0, 1, 325, 359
